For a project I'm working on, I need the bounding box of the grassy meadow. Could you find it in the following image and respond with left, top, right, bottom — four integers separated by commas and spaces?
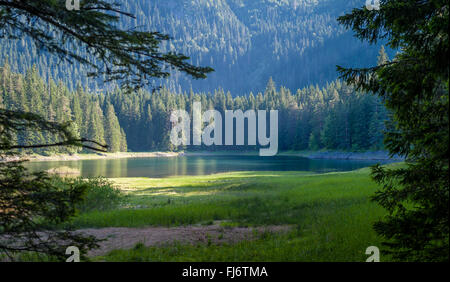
58, 164, 402, 262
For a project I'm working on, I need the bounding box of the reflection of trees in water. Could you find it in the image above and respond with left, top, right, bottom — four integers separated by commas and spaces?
27, 157, 390, 178
79, 158, 127, 178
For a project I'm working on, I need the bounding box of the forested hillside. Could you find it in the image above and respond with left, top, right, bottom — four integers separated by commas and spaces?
0, 60, 388, 153
0, 0, 389, 94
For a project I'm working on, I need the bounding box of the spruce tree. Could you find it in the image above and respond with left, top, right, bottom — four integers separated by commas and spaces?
338, 0, 449, 261
104, 103, 123, 153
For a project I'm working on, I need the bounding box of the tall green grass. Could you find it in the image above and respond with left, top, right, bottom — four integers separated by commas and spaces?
70, 169, 383, 229
62, 166, 398, 261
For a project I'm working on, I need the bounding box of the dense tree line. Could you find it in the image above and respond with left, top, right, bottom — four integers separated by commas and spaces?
0, 62, 127, 154
0, 59, 388, 154
0, 0, 387, 95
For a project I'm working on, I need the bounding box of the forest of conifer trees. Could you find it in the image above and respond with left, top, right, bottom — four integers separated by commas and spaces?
0, 58, 388, 154
0, 0, 385, 95
0, 0, 393, 157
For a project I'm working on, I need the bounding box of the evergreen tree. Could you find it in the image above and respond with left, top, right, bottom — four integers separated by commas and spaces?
338, 0, 449, 261
86, 102, 105, 148
104, 103, 122, 152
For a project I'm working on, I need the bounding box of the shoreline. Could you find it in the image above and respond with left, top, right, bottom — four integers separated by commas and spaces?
1, 152, 184, 163
286, 150, 404, 161
1, 150, 403, 163
186, 150, 403, 161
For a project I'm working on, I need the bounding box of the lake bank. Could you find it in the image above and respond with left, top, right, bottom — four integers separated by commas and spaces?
185, 150, 403, 161
282, 150, 404, 161
2, 150, 402, 163
1, 151, 183, 162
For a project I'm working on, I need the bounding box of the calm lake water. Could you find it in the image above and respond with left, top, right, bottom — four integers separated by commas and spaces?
25, 154, 392, 178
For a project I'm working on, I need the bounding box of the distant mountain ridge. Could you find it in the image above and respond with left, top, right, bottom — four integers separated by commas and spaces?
0, 0, 390, 94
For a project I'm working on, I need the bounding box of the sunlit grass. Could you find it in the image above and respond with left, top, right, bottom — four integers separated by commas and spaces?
68, 168, 385, 229
57, 164, 404, 261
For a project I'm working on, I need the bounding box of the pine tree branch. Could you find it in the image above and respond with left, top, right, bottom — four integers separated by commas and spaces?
6, 138, 108, 152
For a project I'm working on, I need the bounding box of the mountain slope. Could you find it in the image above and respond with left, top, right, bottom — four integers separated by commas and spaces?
0, 0, 389, 94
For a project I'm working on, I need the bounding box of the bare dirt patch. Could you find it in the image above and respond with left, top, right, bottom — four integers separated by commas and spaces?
77, 224, 293, 257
